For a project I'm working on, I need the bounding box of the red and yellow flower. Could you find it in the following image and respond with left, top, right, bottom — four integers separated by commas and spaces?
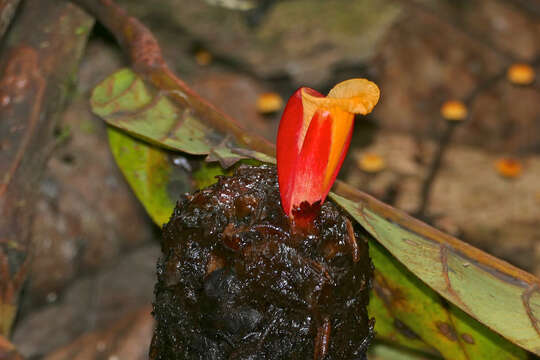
276, 79, 380, 227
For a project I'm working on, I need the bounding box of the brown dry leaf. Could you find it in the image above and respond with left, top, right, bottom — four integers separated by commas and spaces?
0, 0, 93, 336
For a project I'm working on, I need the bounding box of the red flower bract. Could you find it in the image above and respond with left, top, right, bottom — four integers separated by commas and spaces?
277, 79, 380, 226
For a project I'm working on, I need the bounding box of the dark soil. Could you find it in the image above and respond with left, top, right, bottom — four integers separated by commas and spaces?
150, 165, 374, 360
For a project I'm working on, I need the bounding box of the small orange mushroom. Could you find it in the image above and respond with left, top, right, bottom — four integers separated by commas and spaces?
256, 92, 283, 114
495, 158, 523, 178
441, 100, 467, 121
358, 153, 386, 173
507, 63, 535, 85
195, 49, 213, 66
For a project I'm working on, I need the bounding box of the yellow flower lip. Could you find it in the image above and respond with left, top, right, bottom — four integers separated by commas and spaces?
300, 79, 380, 189
293, 79, 380, 163
301, 78, 380, 115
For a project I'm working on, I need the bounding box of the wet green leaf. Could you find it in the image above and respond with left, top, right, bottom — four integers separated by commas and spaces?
331, 192, 534, 358
92, 68, 272, 168
193, 159, 262, 190
107, 127, 190, 226
368, 342, 438, 360
192, 162, 227, 190
91, 69, 540, 358
366, 235, 526, 359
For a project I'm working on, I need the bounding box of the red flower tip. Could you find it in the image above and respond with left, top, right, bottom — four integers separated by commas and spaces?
276, 79, 380, 224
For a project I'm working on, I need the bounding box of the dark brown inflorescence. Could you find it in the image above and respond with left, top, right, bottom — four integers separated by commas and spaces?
150, 165, 374, 360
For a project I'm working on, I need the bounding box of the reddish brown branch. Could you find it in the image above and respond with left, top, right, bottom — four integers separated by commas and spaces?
70, 0, 276, 158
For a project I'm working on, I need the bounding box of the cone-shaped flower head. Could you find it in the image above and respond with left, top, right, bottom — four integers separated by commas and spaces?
277, 79, 380, 225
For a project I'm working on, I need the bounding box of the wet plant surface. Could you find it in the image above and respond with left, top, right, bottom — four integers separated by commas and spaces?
151, 165, 374, 359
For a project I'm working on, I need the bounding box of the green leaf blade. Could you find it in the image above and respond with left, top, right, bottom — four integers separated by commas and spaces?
92, 68, 261, 164
107, 127, 187, 226
331, 192, 533, 358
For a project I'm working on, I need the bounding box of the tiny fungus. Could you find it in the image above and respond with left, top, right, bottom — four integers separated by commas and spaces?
276, 79, 380, 227
256, 92, 283, 114
507, 63, 535, 85
358, 152, 386, 173
194, 49, 212, 66
495, 158, 523, 179
440, 100, 467, 121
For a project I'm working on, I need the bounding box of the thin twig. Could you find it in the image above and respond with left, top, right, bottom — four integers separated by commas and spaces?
415, 54, 539, 218
415, 122, 457, 219
415, 68, 505, 219
69, 0, 276, 158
